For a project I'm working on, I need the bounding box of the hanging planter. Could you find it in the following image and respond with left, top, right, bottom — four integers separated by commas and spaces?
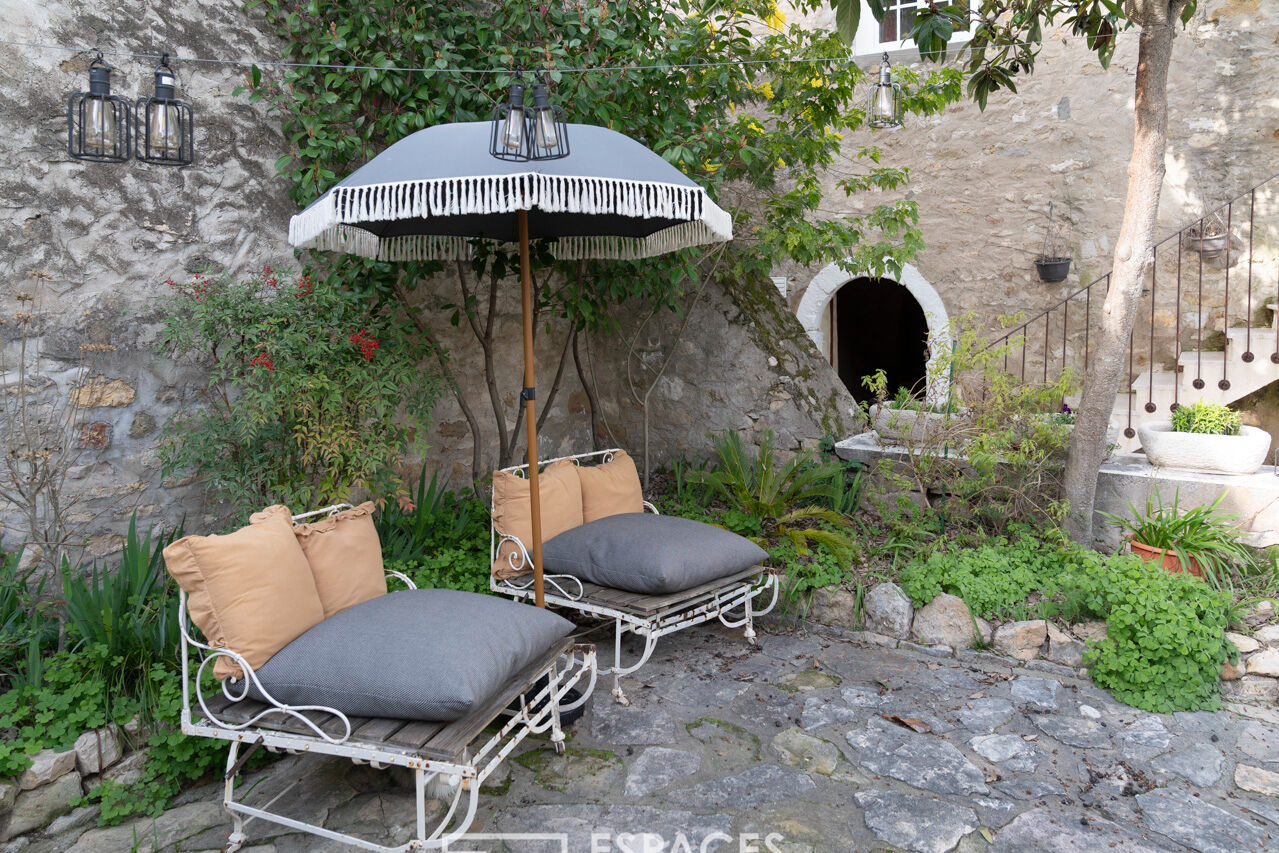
1184, 213, 1230, 260
1035, 201, 1072, 282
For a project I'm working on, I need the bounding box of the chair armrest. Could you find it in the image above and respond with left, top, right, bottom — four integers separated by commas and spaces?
385, 569, 417, 590
642, 500, 660, 515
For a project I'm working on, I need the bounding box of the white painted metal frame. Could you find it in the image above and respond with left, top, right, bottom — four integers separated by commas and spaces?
490, 450, 781, 704
177, 503, 597, 852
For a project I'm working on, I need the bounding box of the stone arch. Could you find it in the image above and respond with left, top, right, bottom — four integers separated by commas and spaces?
796, 261, 951, 405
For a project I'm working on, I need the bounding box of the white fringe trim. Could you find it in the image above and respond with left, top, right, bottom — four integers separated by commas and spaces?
288, 173, 733, 261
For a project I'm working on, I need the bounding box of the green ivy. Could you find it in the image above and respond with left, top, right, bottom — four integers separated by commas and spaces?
900, 534, 1235, 713
0, 648, 138, 779
1077, 556, 1234, 713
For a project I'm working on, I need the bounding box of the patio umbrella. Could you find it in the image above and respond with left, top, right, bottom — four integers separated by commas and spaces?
288, 120, 732, 607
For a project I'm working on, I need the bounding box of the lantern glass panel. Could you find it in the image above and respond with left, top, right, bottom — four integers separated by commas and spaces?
148, 102, 182, 154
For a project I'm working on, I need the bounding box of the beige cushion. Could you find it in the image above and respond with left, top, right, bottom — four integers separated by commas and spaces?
291, 503, 388, 618
577, 451, 644, 523
163, 514, 325, 680
491, 459, 583, 578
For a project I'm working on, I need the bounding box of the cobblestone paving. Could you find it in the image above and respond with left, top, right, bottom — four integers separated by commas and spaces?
41, 623, 1279, 852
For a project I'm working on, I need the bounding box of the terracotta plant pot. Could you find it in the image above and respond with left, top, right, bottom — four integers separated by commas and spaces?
1129, 539, 1204, 578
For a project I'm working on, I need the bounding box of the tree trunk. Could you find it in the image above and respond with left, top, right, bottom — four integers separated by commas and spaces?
1062, 14, 1176, 544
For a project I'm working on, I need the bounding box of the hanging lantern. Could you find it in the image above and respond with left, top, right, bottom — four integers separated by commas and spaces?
136, 54, 194, 166
67, 54, 131, 163
527, 77, 568, 161
867, 53, 903, 129
490, 71, 530, 161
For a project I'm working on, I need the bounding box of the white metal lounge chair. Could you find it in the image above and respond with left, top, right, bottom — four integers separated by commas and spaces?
178, 504, 597, 852
490, 450, 779, 705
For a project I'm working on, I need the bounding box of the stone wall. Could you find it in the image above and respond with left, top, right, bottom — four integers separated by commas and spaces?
782, 0, 1279, 390
0, 0, 298, 553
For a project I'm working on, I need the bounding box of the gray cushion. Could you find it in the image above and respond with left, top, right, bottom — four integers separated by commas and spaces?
246, 589, 573, 721
541, 513, 768, 595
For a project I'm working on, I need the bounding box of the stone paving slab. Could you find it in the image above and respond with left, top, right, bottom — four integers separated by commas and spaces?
27, 622, 1279, 852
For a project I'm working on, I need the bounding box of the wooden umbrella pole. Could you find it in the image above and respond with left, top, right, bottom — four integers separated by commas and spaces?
517, 210, 546, 608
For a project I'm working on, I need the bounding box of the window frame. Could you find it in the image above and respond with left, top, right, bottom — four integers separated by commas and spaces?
851, 0, 975, 59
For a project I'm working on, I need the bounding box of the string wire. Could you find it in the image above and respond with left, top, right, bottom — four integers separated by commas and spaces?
0, 24, 1173, 78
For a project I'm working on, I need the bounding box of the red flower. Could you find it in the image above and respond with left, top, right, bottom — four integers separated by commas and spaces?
249, 352, 275, 371
349, 329, 379, 361
295, 274, 313, 296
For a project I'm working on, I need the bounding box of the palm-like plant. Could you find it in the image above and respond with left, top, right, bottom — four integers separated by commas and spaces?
1101, 492, 1255, 591
693, 430, 857, 559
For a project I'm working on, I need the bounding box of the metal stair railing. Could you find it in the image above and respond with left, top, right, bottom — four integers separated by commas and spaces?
985, 171, 1279, 440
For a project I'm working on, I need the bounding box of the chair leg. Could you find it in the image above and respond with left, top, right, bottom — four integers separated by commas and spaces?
611, 620, 630, 706
221, 742, 247, 853
743, 594, 757, 646
548, 661, 566, 754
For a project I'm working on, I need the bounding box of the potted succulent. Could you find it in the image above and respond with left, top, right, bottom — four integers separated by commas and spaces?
1101, 492, 1255, 588
1138, 400, 1271, 475
1035, 201, 1072, 283
861, 371, 969, 447
1184, 211, 1229, 260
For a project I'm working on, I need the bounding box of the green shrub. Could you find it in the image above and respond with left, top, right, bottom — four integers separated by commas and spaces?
901, 534, 1235, 712
1078, 555, 1235, 713
158, 269, 441, 515
377, 472, 491, 593
1170, 400, 1241, 436
899, 533, 1093, 622
692, 430, 857, 560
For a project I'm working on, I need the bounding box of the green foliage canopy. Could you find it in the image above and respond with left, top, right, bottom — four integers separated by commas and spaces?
246, 0, 962, 323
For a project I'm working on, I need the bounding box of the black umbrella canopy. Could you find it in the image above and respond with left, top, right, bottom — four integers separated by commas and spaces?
289, 121, 733, 260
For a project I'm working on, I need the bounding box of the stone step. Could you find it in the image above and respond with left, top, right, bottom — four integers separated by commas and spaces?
1225, 327, 1278, 356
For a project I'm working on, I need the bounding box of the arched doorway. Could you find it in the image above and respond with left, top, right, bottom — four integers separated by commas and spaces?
831, 277, 929, 405
796, 261, 950, 406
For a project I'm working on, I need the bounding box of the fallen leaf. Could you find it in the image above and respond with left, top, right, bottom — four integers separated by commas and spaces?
878, 713, 932, 733
981, 828, 994, 843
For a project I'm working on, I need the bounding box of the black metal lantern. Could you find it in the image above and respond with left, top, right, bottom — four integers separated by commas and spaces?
527, 78, 568, 161
489, 71, 569, 162
867, 53, 903, 129
136, 54, 194, 166
67, 54, 132, 163
490, 71, 530, 161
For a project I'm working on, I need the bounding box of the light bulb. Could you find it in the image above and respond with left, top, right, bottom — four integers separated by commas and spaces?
503, 107, 524, 150
84, 97, 113, 153
534, 109, 558, 150
149, 102, 181, 154
873, 87, 896, 122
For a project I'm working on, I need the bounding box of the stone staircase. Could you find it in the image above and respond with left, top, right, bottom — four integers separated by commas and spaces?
1113, 301, 1279, 452
987, 172, 1279, 455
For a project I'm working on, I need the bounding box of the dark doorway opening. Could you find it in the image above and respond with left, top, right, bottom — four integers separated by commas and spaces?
832, 277, 929, 406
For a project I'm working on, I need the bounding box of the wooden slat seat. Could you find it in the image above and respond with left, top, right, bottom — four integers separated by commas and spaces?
539, 565, 768, 616
196, 637, 574, 763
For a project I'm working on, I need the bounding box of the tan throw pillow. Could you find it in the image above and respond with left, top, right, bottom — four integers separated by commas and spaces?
291, 502, 387, 619
250, 503, 387, 619
163, 514, 325, 681
577, 450, 644, 523
491, 459, 584, 579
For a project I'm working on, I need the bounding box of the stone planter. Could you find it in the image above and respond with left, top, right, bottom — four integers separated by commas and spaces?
1128, 539, 1204, 579
871, 406, 969, 447
1137, 422, 1271, 475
